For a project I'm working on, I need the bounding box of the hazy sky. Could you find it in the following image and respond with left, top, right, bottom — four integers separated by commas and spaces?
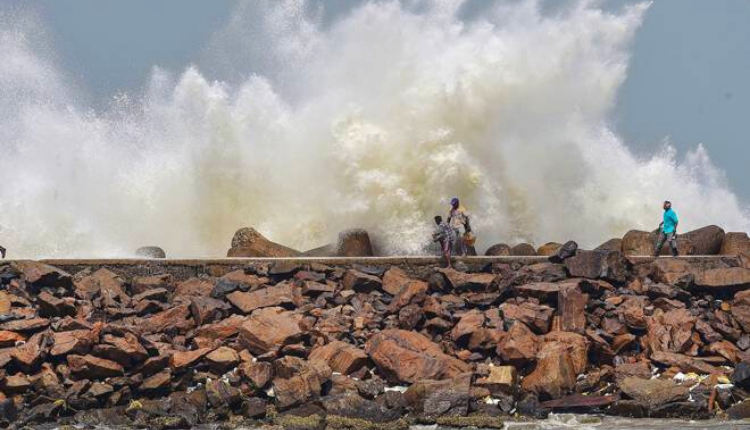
9, 0, 750, 201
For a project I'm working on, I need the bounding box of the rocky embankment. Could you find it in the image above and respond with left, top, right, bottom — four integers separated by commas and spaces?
1, 252, 750, 428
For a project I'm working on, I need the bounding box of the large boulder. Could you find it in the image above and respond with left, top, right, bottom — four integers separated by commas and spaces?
694, 267, 750, 292
720, 232, 750, 256
682, 225, 725, 255
521, 342, 577, 399
227, 227, 301, 258
309, 341, 368, 375
536, 243, 562, 256
365, 329, 471, 384
336, 229, 374, 257
485, 243, 511, 256
564, 250, 628, 283
135, 246, 166, 258
622, 230, 692, 256
511, 243, 537, 256
596, 238, 623, 252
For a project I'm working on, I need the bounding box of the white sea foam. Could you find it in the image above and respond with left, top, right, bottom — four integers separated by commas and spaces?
0, 0, 748, 258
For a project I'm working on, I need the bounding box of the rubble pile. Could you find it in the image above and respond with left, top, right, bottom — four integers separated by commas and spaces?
1, 251, 750, 427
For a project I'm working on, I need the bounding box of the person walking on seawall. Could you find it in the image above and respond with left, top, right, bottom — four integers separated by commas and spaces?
448, 197, 471, 256
654, 200, 679, 257
432, 216, 455, 268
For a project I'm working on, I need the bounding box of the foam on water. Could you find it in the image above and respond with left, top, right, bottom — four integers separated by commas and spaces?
1, 0, 749, 258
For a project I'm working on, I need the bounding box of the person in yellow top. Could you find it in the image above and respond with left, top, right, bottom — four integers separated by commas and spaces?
448, 197, 472, 256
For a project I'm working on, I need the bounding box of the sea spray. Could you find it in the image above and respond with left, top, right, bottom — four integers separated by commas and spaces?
0, 0, 748, 258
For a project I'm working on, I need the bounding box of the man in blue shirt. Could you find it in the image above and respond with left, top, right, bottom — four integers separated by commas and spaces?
654, 200, 679, 257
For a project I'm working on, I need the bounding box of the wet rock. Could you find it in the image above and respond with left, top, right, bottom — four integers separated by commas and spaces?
12, 332, 46, 372
644, 308, 695, 354
521, 341, 577, 399
227, 227, 301, 257
365, 329, 471, 383
68, 354, 125, 379
227, 283, 300, 314
540, 393, 615, 410
238, 307, 304, 355
619, 377, 689, 408
321, 392, 400, 422
136, 246, 167, 258
336, 228, 375, 257
564, 250, 627, 283
720, 232, 750, 256
727, 399, 750, 419
308, 341, 368, 375
241, 397, 268, 418
485, 243, 511, 256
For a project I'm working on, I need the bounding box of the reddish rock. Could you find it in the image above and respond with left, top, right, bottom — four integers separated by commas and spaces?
707, 341, 741, 364
189, 296, 231, 326
511, 243, 537, 256
132, 287, 169, 303
500, 302, 554, 334
171, 348, 213, 372
485, 243, 511, 256
694, 267, 750, 292
220, 270, 269, 289
205, 346, 240, 372
140, 369, 172, 392
272, 360, 332, 408
559, 283, 587, 334
36, 291, 76, 318
173, 278, 215, 297
238, 307, 304, 355
96, 333, 149, 366
309, 341, 368, 375
542, 331, 590, 374
682, 225, 725, 255
0, 331, 25, 348
651, 259, 694, 285
50, 330, 96, 356
195, 314, 248, 341
12, 261, 73, 291
342, 270, 382, 293
0, 317, 49, 333
68, 354, 124, 379
404, 374, 472, 416
131, 274, 174, 295
644, 309, 695, 354
521, 342, 577, 399
382, 268, 411, 295
596, 238, 623, 252
11, 333, 46, 372
650, 351, 721, 374
226, 283, 299, 314
138, 304, 194, 335
300, 281, 335, 296
565, 250, 627, 283
75, 268, 129, 303
336, 228, 374, 257
2, 374, 31, 394
496, 322, 539, 366
514, 282, 559, 301
390, 280, 428, 310
622, 230, 693, 256
721, 232, 750, 256
475, 365, 518, 395
238, 361, 273, 389
436, 268, 496, 291
732, 290, 750, 332
365, 329, 470, 384
451, 310, 485, 344
537, 242, 562, 256
619, 377, 689, 408
227, 227, 301, 257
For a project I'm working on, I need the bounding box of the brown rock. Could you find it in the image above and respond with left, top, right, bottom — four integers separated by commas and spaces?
651, 259, 694, 285
496, 322, 538, 366
50, 329, 96, 356
511, 243, 537, 256
521, 342, 577, 399
220, 270, 269, 289
475, 365, 517, 395
171, 347, 212, 372
565, 250, 627, 283
2, 374, 31, 394
542, 331, 590, 374
12, 333, 46, 372
559, 283, 587, 334
12, 261, 73, 291
0, 317, 49, 333
227, 227, 301, 257
132, 287, 169, 303
36, 291, 76, 318
706, 341, 741, 364
514, 282, 559, 300
173, 278, 215, 297
721, 232, 750, 256
308, 341, 368, 375
390, 280, 428, 309
619, 377, 689, 408
139, 304, 194, 335
694, 267, 750, 292
644, 309, 695, 354
238, 307, 303, 355
96, 333, 149, 366
238, 361, 273, 389
205, 346, 240, 372
500, 302, 554, 334
300, 281, 335, 295
336, 228, 374, 257
140, 369, 172, 391
365, 329, 470, 384
615, 361, 652, 381
537, 242, 562, 256
451, 310, 485, 344
404, 374, 472, 416
68, 354, 124, 379
226, 283, 299, 314
0, 330, 24, 349
622, 230, 693, 256
732, 290, 750, 332
682, 225, 725, 255
75, 268, 129, 303
190, 296, 231, 326
650, 351, 721, 374
596, 238, 623, 252
272, 360, 332, 409
131, 273, 174, 295
435, 268, 496, 291
382, 268, 411, 295
485, 243, 511, 256
195, 314, 248, 341
342, 270, 382, 293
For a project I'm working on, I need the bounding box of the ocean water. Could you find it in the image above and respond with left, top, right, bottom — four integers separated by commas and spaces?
1, 0, 749, 258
